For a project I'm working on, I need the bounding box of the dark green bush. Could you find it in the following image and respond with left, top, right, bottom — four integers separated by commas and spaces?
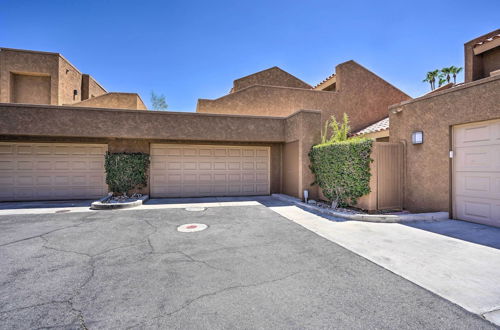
309, 138, 373, 208
104, 152, 150, 195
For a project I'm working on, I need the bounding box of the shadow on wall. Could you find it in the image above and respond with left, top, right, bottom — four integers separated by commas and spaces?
404, 220, 500, 250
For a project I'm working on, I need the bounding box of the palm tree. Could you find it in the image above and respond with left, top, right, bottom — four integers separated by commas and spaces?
441, 67, 452, 84
438, 77, 447, 88
423, 72, 433, 90
430, 69, 439, 89
423, 70, 439, 90
449, 66, 463, 84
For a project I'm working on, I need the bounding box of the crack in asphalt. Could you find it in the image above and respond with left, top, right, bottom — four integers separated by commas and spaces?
0, 212, 105, 248
0, 300, 69, 315
1, 215, 274, 329
174, 250, 232, 272
142, 219, 231, 272
127, 271, 302, 329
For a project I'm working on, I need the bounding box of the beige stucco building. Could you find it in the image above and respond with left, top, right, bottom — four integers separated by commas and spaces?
1, 29, 498, 227
389, 29, 500, 227
0, 46, 409, 204
0, 48, 145, 109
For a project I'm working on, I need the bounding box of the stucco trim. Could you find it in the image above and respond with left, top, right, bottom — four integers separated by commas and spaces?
339, 60, 411, 98
389, 74, 500, 109
233, 66, 312, 89
199, 84, 339, 106
473, 37, 500, 55
0, 102, 320, 120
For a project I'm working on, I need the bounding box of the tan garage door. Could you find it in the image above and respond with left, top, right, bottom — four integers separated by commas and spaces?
150, 144, 270, 197
453, 119, 500, 227
0, 142, 107, 201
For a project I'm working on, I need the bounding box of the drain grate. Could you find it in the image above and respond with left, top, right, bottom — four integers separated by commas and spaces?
177, 223, 208, 232
55, 209, 71, 213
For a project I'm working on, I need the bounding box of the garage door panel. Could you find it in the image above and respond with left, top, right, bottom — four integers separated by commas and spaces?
455, 122, 499, 147
0, 145, 14, 154
150, 144, 270, 197
0, 142, 107, 201
454, 119, 500, 227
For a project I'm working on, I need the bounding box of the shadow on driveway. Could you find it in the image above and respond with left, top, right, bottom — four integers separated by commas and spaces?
404, 220, 500, 250
0, 200, 93, 210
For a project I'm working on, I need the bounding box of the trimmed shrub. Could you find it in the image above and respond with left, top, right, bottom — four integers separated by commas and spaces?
104, 152, 150, 195
309, 138, 373, 208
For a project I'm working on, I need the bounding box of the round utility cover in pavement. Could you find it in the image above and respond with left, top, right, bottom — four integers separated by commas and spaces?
184, 207, 206, 212
177, 223, 208, 232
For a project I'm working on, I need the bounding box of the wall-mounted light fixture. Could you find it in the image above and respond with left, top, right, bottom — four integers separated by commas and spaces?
412, 131, 424, 144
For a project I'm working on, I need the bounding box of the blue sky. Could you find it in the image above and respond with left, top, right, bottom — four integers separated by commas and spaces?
1, 0, 499, 111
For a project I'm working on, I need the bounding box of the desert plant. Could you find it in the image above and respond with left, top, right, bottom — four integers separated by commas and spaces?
320, 113, 350, 144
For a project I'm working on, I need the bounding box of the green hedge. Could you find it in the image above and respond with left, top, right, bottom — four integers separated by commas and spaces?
104, 152, 150, 195
309, 138, 373, 207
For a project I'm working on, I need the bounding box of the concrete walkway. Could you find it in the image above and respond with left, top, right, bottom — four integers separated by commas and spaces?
269, 204, 500, 325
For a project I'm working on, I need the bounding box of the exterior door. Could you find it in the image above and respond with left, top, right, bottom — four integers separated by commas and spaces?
453, 119, 500, 226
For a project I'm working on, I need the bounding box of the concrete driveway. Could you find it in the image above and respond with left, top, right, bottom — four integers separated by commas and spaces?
0, 198, 496, 329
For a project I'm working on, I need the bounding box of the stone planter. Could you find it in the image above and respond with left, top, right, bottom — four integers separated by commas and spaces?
91, 194, 149, 210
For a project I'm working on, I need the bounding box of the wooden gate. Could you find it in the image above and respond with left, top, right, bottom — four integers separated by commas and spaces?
357, 142, 403, 211
375, 143, 403, 210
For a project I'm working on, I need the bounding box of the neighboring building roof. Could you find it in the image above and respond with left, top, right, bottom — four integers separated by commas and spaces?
353, 117, 389, 136
474, 32, 500, 47
230, 66, 311, 93
424, 82, 455, 96
472, 31, 500, 55
313, 73, 335, 89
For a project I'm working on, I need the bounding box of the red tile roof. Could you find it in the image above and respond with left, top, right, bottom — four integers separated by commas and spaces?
353, 117, 389, 136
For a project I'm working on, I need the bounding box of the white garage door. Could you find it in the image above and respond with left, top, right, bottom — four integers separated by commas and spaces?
0, 142, 107, 201
453, 119, 500, 227
150, 144, 270, 197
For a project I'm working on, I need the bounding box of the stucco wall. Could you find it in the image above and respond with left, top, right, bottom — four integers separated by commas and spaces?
333, 61, 410, 132
482, 47, 500, 78
81, 74, 107, 100
69, 93, 146, 110
282, 141, 299, 197
0, 104, 321, 198
283, 110, 322, 199
0, 103, 286, 142
10, 74, 51, 104
389, 75, 500, 213
58, 57, 82, 105
465, 29, 500, 82
0, 49, 59, 105
198, 61, 410, 132
198, 85, 337, 116
232, 67, 311, 92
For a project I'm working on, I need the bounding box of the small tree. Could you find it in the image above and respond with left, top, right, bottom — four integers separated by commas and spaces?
150, 91, 168, 110
320, 113, 350, 144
